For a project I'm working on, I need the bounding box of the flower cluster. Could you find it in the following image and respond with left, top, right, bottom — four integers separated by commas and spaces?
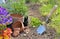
0, 6, 13, 25
0, 28, 12, 39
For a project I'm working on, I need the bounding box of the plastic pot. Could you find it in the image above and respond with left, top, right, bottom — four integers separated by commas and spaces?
23, 16, 28, 27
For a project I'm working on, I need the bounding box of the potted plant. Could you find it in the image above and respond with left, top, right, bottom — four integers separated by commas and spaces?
10, 0, 28, 26
1, 0, 28, 27
6, 0, 28, 37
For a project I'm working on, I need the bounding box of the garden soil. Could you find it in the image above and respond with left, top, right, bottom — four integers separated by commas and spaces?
11, 4, 56, 39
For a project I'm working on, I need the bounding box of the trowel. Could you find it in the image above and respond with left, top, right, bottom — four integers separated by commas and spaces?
37, 5, 58, 35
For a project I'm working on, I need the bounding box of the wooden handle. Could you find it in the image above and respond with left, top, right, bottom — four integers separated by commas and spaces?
46, 5, 58, 22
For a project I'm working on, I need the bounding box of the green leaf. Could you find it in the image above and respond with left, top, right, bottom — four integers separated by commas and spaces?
30, 16, 42, 27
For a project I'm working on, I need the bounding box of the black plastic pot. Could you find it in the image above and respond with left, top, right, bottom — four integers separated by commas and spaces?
23, 16, 28, 27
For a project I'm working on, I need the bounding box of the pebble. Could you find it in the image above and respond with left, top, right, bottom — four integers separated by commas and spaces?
24, 28, 30, 34
23, 34, 27, 37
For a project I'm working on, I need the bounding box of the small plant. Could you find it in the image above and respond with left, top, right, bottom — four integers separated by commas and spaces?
10, 0, 28, 16
30, 16, 42, 27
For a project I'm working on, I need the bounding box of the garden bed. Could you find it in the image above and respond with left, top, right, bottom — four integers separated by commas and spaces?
11, 26, 56, 39
11, 4, 56, 39
0, 0, 60, 39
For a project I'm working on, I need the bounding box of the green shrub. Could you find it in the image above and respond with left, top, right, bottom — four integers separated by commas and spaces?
30, 0, 39, 3
25, 0, 30, 3
49, 7, 60, 35
39, 0, 56, 5
39, 4, 53, 16
10, 0, 28, 16
25, 0, 40, 4
39, 0, 59, 16
39, 0, 49, 4
1, 0, 28, 16
48, 0, 56, 5
30, 16, 42, 27
56, 0, 60, 6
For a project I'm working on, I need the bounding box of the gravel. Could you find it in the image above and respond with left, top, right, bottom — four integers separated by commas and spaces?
11, 26, 56, 39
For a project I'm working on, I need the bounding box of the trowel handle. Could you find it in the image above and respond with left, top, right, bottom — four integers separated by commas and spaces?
46, 5, 58, 22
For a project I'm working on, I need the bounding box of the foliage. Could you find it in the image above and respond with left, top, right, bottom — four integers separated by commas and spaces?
30, 16, 42, 27
25, 0, 30, 3
49, 7, 60, 35
39, 0, 56, 5
0, 25, 7, 31
30, 0, 39, 3
39, 0, 59, 16
0, 0, 28, 16
48, 0, 56, 5
39, 4, 53, 16
52, 0, 60, 6
25, 0, 40, 4
25, 0, 48, 4
39, 0, 49, 4
10, 0, 28, 16
27, 0, 56, 5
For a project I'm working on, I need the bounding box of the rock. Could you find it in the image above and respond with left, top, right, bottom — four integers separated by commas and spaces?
24, 28, 30, 34
23, 34, 27, 37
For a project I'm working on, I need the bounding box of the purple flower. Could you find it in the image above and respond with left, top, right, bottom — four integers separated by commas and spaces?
2, 18, 8, 23
0, 6, 13, 25
0, 7, 5, 14
7, 16, 13, 23
0, 6, 9, 16
0, 21, 2, 24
